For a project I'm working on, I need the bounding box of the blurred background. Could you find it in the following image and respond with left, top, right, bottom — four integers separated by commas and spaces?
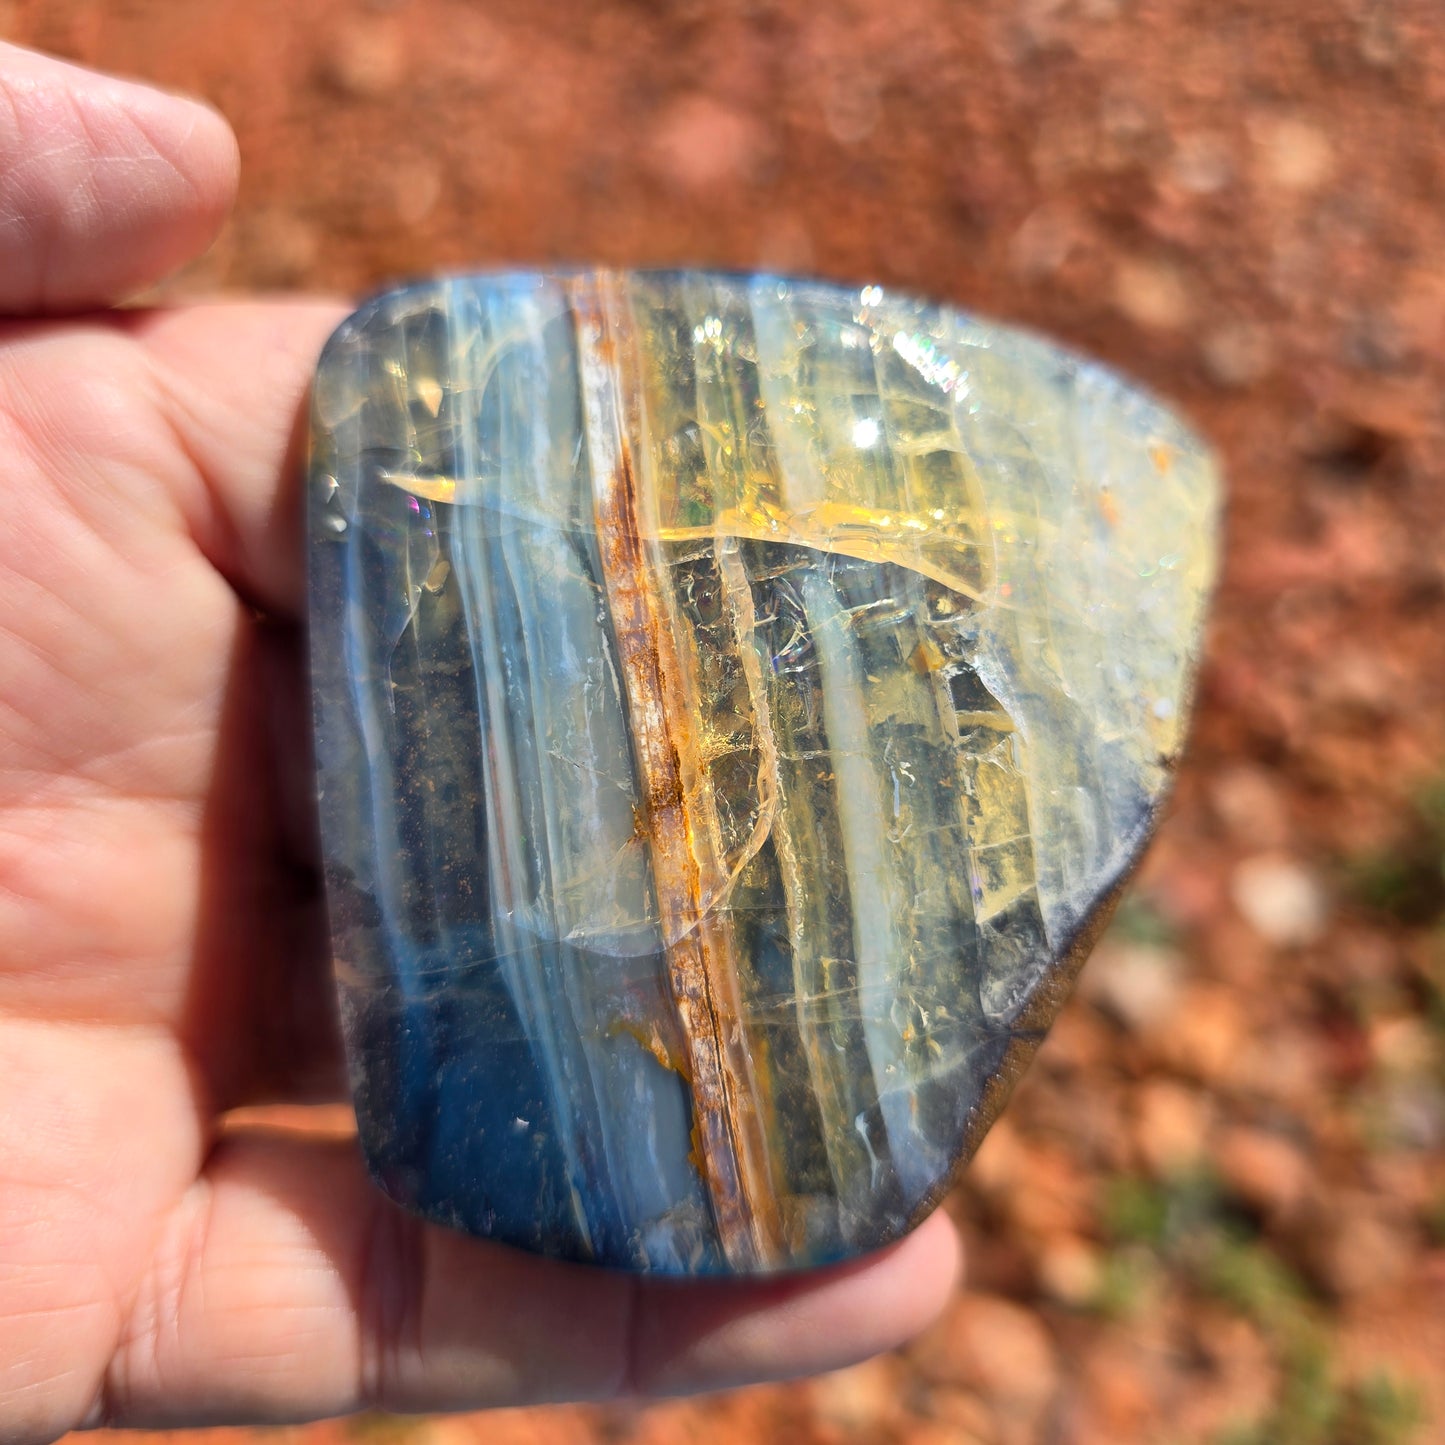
5, 0, 1443, 1440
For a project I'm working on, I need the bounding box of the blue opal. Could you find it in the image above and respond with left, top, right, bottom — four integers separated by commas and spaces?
308, 270, 1217, 1274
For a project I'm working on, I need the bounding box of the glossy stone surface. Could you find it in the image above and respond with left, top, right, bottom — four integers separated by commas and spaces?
308, 271, 1218, 1274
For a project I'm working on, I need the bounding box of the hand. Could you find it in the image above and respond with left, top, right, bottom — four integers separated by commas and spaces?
0, 42, 960, 1442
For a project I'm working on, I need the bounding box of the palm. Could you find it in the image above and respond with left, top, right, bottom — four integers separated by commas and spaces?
0, 42, 958, 1444
0, 298, 352, 1422
0, 301, 341, 1094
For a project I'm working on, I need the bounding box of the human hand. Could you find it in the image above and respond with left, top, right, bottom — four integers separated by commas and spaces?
0, 42, 960, 1443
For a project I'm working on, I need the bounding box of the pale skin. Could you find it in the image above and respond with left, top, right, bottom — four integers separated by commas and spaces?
0, 42, 961, 1444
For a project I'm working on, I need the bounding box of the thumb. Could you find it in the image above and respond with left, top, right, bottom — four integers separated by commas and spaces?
0, 42, 238, 313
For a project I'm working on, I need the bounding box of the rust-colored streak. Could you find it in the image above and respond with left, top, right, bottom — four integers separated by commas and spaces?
569, 272, 785, 1271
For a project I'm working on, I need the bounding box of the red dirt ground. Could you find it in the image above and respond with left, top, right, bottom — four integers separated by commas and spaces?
5, 1, 1444, 1441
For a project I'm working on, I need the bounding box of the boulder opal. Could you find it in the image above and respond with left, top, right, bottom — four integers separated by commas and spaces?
308, 270, 1218, 1274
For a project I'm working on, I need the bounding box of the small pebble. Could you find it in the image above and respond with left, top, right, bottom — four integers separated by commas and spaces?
319, 20, 406, 100
1036, 1235, 1104, 1307
1080, 941, 1183, 1034
912, 1292, 1060, 1412
1250, 114, 1336, 194
1201, 321, 1275, 388
807, 1357, 903, 1433
648, 94, 770, 193
1215, 1124, 1314, 1219
1167, 131, 1235, 194
1113, 256, 1194, 331
1230, 854, 1328, 947
1210, 764, 1292, 848
1303, 1193, 1412, 1299
1009, 204, 1087, 280
1132, 1078, 1212, 1176
1154, 982, 1247, 1086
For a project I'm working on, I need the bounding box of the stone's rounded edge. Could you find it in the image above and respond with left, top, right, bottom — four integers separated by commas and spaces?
933, 290, 1223, 485
892, 789, 1171, 1256
312, 277, 413, 380
928, 288, 1226, 633
963, 875, 1130, 1160
1074, 334, 1226, 657
308, 273, 467, 410
888, 880, 1135, 1259
305, 281, 418, 507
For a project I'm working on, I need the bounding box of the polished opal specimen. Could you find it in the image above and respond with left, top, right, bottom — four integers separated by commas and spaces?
308, 271, 1218, 1275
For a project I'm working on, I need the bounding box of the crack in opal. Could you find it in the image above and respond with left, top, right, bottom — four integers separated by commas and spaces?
308, 269, 1218, 1274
